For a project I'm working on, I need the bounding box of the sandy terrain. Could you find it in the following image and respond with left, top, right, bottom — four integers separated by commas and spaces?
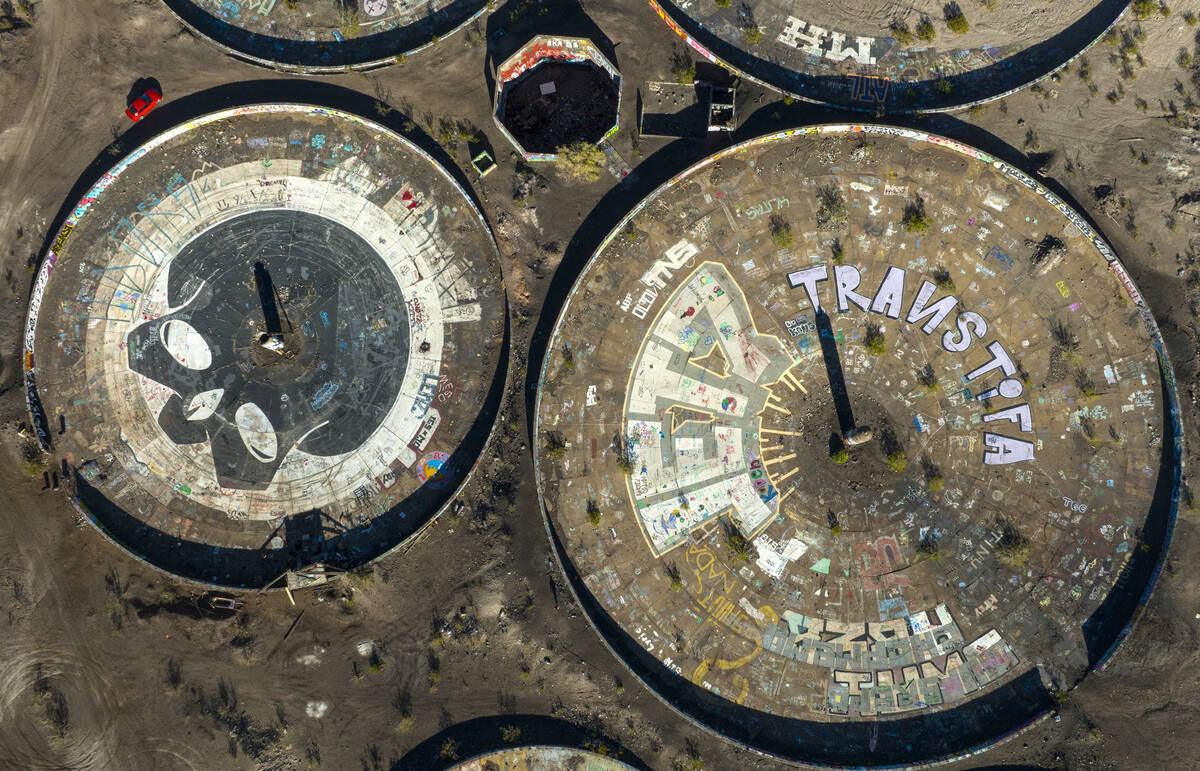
0, 0, 1198, 769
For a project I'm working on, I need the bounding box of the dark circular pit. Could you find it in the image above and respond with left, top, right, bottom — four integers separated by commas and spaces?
501, 61, 620, 156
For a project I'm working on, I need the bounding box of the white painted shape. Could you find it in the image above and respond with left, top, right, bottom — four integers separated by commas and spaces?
235, 402, 278, 462
755, 540, 787, 578
982, 432, 1035, 464
782, 538, 809, 561
160, 319, 213, 370
186, 388, 223, 421
970, 628, 1004, 652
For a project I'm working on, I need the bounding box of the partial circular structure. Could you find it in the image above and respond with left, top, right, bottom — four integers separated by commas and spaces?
536, 125, 1180, 765
449, 746, 635, 771
160, 0, 488, 71
28, 105, 506, 587
650, 0, 1127, 112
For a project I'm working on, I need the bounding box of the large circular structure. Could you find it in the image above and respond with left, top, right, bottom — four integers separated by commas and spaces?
27, 105, 507, 587
160, 0, 488, 71
649, 0, 1127, 112
449, 746, 636, 771
535, 125, 1181, 766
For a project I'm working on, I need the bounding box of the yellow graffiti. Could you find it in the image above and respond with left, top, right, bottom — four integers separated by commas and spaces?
688, 603, 777, 705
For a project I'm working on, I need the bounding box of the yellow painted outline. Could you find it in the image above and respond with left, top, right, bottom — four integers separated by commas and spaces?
690, 340, 730, 377
663, 403, 716, 434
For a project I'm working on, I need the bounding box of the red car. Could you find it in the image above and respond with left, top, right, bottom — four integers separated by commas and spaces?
125, 88, 162, 122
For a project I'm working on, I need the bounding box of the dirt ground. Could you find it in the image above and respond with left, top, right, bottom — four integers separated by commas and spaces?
0, 1, 1199, 770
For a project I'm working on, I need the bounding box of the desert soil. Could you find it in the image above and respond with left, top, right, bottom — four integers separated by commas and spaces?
0, 1, 1199, 770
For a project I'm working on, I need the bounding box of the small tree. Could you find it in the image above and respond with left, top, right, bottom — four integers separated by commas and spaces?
673, 61, 697, 85
1051, 319, 1081, 360
724, 521, 752, 562
917, 533, 942, 561
816, 185, 849, 229
886, 451, 908, 473
769, 215, 795, 248
864, 325, 886, 356
890, 21, 915, 46
933, 266, 955, 291
830, 239, 846, 264
543, 432, 566, 461
916, 17, 937, 41
337, 8, 362, 38
586, 499, 602, 527
555, 142, 606, 182
1131, 0, 1156, 18
613, 433, 636, 474
995, 519, 1030, 567
917, 363, 939, 392
945, 3, 969, 33
902, 197, 931, 233
664, 561, 684, 590
831, 448, 849, 465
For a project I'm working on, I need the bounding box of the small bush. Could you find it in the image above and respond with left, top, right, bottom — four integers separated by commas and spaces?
1131, 0, 1156, 19
831, 448, 849, 465
917, 533, 941, 559
543, 433, 566, 461
890, 22, 915, 46
337, 8, 362, 38
902, 197, 931, 233
995, 519, 1030, 567
933, 266, 955, 291
673, 61, 697, 85
917, 364, 940, 392
555, 141, 606, 182
665, 562, 684, 590
725, 523, 752, 562
945, 5, 970, 34
816, 185, 849, 229
830, 524, 842, 536
769, 215, 795, 248
864, 325, 886, 356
